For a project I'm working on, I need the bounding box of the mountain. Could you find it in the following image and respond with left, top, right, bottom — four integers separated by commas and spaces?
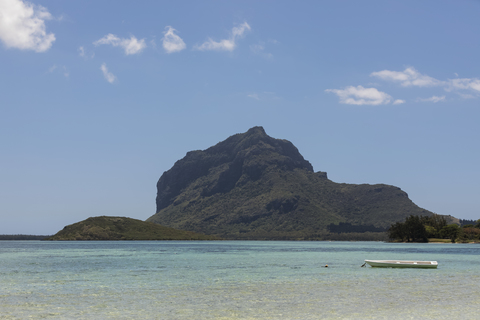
147, 127, 433, 240
46, 216, 219, 240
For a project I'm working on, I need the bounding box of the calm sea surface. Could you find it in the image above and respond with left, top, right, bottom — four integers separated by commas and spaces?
0, 241, 479, 319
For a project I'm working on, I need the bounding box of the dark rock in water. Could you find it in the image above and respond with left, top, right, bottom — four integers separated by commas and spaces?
147, 126, 433, 240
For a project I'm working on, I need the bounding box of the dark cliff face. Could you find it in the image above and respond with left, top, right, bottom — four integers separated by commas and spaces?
155, 126, 313, 213
148, 126, 433, 240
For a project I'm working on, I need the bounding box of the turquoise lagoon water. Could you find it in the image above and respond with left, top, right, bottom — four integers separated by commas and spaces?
1, 241, 479, 319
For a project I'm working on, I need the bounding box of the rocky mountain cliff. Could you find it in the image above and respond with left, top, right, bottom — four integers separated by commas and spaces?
147, 127, 433, 240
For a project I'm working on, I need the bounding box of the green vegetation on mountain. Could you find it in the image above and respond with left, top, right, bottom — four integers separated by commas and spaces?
147, 126, 435, 240
46, 216, 219, 240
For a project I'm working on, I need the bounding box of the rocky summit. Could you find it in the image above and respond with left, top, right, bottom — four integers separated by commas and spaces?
147, 127, 433, 240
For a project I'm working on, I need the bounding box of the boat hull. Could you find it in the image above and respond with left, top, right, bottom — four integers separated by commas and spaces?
365, 260, 438, 269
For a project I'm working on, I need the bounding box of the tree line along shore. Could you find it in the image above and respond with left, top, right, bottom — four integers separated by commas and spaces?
388, 214, 480, 243
2, 215, 478, 242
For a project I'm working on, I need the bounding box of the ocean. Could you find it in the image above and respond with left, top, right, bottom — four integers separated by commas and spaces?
1, 241, 479, 319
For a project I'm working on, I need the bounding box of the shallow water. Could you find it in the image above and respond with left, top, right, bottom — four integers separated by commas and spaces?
0, 241, 479, 319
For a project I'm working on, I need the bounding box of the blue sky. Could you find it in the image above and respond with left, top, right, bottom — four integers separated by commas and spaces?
1, 0, 480, 235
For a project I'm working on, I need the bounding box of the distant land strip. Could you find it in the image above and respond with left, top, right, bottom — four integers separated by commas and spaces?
0, 235, 50, 240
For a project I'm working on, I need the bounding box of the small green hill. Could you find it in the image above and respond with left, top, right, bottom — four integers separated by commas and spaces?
46, 216, 219, 240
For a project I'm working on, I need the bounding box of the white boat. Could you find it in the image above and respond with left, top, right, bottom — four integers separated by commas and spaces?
365, 259, 438, 268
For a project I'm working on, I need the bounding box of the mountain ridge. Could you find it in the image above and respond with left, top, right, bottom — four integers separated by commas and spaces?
147, 127, 434, 240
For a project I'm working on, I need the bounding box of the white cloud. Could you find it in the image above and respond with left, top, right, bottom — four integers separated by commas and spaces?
334, 67, 480, 105
418, 95, 446, 103
232, 22, 250, 38
448, 78, 480, 93
162, 26, 186, 53
0, 0, 55, 52
247, 93, 260, 100
371, 67, 443, 87
94, 34, 146, 55
100, 63, 116, 83
194, 22, 251, 52
325, 86, 394, 105
371, 67, 480, 97
371, 67, 480, 94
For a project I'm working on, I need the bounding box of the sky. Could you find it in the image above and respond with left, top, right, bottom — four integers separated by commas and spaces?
1, 0, 480, 235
